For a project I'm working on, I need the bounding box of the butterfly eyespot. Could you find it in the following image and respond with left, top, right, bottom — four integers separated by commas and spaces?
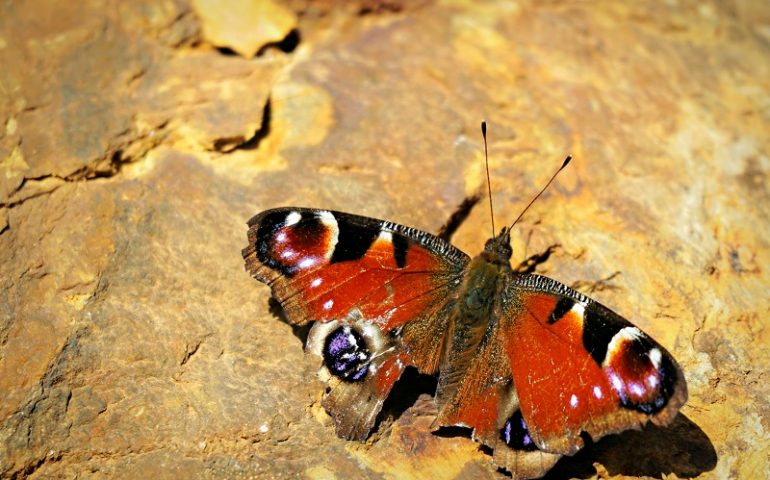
255, 210, 339, 277
603, 328, 678, 414
500, 410, 538, 451
322, 326, 372, 382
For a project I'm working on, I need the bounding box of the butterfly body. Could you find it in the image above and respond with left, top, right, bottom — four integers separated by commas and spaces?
243, 207, 687, 479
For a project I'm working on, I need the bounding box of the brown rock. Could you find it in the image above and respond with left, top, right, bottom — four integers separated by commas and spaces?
191, 0, 297, 57
1, 1, 767, 479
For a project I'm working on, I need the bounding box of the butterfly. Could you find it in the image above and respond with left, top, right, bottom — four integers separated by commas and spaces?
241, 135, 687, 479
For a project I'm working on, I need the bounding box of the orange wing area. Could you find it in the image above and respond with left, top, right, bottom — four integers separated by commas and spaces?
283, 235, 454, 331
243, 208, 469, 334
502, 277, 687, 455
434, 339, 508, 441
504, 291, 620, 454
443, 384, 501, 437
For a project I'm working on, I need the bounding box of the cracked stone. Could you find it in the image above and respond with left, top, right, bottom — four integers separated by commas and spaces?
0, 0, 280, 206
1, 1, 768, 479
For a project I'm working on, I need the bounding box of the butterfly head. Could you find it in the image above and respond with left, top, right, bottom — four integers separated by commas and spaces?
484, 226, 513, 264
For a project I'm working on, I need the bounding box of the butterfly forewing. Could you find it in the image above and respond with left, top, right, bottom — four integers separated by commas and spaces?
243, 208, 468, 329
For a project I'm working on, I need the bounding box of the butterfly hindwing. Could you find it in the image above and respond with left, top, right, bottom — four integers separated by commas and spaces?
500, 274, 687, 455
242, 208, 470, 439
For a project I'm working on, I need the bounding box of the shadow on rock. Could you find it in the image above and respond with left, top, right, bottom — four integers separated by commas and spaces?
269, 297, 312, 345
544, 413, 717, 480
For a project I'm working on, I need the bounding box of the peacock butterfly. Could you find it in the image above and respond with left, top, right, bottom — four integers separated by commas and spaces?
241, 124, 687, 479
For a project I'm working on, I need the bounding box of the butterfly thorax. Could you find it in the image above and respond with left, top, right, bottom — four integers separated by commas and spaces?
457, 228, 515, 326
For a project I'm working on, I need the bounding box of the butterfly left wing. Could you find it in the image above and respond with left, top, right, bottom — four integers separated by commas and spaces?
242, 207, 470, 439
500, 274, 687, 456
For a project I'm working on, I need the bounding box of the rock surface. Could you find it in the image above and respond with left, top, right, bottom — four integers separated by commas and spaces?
1, 1, 767, 478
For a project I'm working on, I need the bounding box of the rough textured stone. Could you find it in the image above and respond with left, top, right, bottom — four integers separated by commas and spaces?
1, 0, 768, 479
191, 0, 298, 57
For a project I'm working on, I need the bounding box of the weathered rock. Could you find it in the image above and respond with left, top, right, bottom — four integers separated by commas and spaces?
191, 0, 297, 57
1, 1, 767, 479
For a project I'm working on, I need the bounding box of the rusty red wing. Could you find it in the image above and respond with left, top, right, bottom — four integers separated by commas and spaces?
501, 274, 687, 455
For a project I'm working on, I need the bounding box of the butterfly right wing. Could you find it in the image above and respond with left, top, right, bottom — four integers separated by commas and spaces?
431, 270, 686, 479
243, 207, 470, 439
500, 274, 686, 455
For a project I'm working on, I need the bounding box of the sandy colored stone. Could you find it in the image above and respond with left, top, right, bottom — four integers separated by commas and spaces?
191, 0, 297, 57
0, 0, 278, 203
1, 0, 768, 479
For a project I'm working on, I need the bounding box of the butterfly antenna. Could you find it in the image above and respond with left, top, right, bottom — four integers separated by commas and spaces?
509, 154, 572, 230
482, 121, 496, 238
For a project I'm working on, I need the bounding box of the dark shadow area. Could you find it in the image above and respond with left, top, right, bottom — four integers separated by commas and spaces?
543, 414, 717, 480
215, 46, 239, 56
359, 0, 404, 16
234, 98, 272, 151
374, 367, 438, 434
256, 28, 301, 56
433, 425, 473, 439
514, 244, 561, 274
570, 271, 621, 295
268, 296, 312, 345
436, 192, 483, 242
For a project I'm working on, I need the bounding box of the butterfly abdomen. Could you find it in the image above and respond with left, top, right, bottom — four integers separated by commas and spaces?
435, 254, 511, 417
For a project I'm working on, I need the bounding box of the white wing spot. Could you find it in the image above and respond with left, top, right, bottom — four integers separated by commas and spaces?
629, 382, 645, 397
593, 385, 603, 399
378, 230, 393, 243
310, 278, 322, 288
298, 258, 316, 269
621, 326, 643, 341
569, 394, 579, 408
648, 348, 662, 369
605, 326, 645, 364
318, 210, 337, 228
571, 302, 586, 318
323, 299, 334, 310
285, 211, 302, 226
317, 211, 339, 260
608, 371, 624, 392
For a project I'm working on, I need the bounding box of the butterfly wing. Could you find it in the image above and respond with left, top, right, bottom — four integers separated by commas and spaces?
500, 274, 687, 455
431, 271, 686, 479
426, 265, 563, 478
243, 207, 469, 439
430, 300, 564, 479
